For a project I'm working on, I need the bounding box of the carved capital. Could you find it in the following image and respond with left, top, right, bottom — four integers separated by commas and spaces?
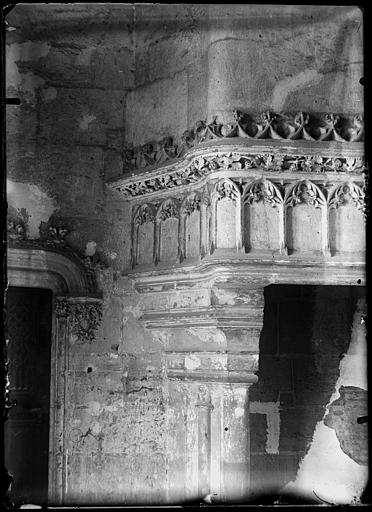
54, 298, 103, 343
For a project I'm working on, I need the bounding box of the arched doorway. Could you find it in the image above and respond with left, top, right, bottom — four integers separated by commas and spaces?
5, 246, 101, 505
5, 286, 53, 505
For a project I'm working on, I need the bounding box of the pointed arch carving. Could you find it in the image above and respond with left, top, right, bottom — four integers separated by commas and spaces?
242, 179, 285, 254
210, 178, 241, 252
155, 198, 181, 264
328, 182, 366, 255
284, 180, 329, 255
180, 192, 202, 261
132, 203, 156, 267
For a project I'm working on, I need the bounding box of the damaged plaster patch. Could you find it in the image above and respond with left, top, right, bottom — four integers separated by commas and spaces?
272, 68, 323, 111
7, 180, 57, 238
250, 401, 280, 454
6, 41, 51, 104
186, 327, 226, 345
284, 297, 367, 504
284, 422, 367, 504
79, 114, 97, 130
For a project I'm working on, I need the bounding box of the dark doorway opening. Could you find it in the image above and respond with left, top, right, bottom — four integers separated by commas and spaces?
5, 287, 53, 506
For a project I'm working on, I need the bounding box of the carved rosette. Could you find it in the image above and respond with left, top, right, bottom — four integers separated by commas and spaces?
243, 179, 283, 208
54, 299, 103, 343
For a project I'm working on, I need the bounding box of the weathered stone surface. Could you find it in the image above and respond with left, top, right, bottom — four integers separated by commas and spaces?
5, 3, 366, 507
324, 386, 368, 465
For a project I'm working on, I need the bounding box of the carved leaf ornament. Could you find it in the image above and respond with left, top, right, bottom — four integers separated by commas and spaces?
122, 111, 364, 172
55, 300, 103, 343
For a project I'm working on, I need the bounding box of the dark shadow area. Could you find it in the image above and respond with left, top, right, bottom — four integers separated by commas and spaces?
4, 287, 52, 508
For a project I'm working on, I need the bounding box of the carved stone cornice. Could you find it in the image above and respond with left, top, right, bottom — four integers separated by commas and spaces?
129, 259, 365, 293
54, 297, 103, 343
122, 111, 364, 172
108, 138, 365, 201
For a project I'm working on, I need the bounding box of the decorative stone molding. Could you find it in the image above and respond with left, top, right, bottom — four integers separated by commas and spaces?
165, 351, 259, 383
121, 111, 364, 173
110, 148, 366, 200
7, 238, 103, 296
54, 297, 103, 343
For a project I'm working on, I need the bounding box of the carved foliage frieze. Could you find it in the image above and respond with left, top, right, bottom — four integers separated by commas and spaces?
55, 299, 103, 343
122, 111, 364, 172
115, 152, 366, 199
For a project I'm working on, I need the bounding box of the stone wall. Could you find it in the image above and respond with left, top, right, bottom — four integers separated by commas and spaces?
5, 3, 366, 506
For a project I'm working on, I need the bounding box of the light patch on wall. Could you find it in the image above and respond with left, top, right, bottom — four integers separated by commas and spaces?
79, 114, 97, 130
86, 401, 102, 416
7, 180, 57, 238
234, 407, 245, 418
184, 354, 201, 370
271, 68, 323, 111
6, 41, 51, 104
85, 240, 97, 256
75, 47, 96, 66
186, 327, 226, 345
250, 400, 280, 454
284, 422, 367, 504
41, 86, 58, 102
284, 297, 367, 504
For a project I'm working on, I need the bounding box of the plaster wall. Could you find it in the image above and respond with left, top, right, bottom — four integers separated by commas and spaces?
5, 3, 366, 506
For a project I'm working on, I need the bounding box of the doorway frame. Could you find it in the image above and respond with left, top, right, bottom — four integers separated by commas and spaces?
6, 246, 100, 505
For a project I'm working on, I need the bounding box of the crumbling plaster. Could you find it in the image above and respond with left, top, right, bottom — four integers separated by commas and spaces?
5, 3, 366, 506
